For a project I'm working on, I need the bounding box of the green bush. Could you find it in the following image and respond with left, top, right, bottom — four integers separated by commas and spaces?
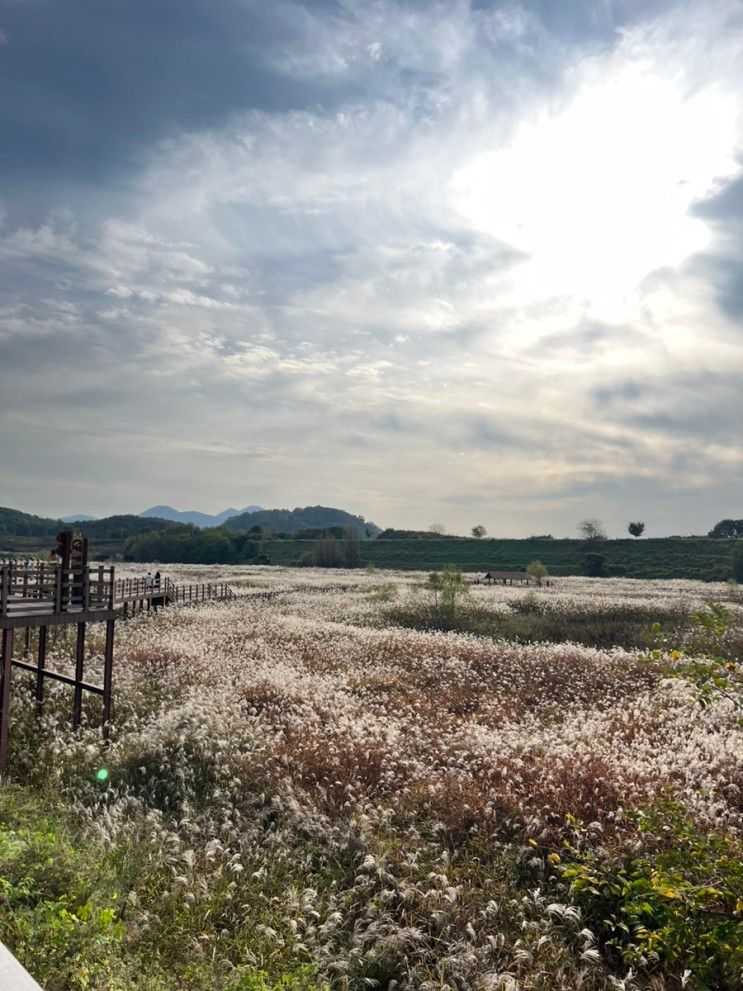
563, 803, 743, 988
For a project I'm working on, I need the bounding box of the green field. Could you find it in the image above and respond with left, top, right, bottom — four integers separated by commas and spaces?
262, 536, 736, 580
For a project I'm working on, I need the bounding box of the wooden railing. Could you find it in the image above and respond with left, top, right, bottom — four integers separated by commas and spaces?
0, 561, 235, 617
113, 576, 160, 603
162, 578, 235, 605
0, 561, 115, 616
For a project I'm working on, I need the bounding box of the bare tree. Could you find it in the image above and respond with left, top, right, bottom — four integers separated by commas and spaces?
628, 521, 645, 538
428, 523, 447, 535
577, 519, 607, 545
471, 524, 487, 539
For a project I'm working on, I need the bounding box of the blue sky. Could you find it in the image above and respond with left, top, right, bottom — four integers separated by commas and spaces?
0, 0, 741, 535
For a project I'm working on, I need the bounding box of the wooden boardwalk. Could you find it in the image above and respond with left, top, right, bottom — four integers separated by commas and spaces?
0, 559, 236, 778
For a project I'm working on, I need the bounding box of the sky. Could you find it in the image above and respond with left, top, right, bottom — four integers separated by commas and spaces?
0, 0, 741, 537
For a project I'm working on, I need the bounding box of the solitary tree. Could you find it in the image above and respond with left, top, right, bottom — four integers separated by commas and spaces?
425, 567, 471, 628
628, 521, 646, 538
471, 524, 487, 539
526, 560, 548, 586
578, 519, 607, 545
428, 523, 447, 535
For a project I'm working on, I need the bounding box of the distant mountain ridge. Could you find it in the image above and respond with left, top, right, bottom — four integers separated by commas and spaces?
140, 504, 262, 528
225, 505, 381, 538
60, 514, 97, 523
0, 506, 180, 541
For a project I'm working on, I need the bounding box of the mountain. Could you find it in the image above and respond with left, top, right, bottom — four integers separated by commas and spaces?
60, 514, 97, 523
224, 505, 381, 538
140, 505, 262, 528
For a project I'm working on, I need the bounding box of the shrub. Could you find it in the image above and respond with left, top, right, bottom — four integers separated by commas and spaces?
563, 803, 743, 987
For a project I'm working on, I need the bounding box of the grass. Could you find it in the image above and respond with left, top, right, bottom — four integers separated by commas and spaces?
0, 787, 329, 991
384, 596, 691, 652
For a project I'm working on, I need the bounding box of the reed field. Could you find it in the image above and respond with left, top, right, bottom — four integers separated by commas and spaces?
1, 567, 741, 991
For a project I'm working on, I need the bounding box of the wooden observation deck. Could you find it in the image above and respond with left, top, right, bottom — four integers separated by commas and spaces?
0, 554, 235, 778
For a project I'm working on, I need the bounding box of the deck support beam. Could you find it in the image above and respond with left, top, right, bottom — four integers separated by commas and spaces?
102, 619, 114, 738
73, 622, 86, 730
0, 629, 14, 779
35, 626, 47, 716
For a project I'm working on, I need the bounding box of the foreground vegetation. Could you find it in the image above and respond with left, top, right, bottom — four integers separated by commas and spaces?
1, 568, 741, 990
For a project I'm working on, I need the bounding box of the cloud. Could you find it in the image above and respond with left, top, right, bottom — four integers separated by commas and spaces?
0, 0, 741, 533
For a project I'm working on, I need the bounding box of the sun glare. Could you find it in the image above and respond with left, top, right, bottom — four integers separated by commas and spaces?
452, 61, 739, 319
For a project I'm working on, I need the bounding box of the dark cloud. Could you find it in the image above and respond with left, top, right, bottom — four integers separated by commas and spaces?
0, 0, 340, 198
688, 171, 743, 321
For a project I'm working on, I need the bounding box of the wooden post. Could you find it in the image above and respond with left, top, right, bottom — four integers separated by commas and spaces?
0, 628, 14, 778
102, 618, 114, 739
35, 626, 47, 717
54, 564, 62, 612
73, 622, 86, 729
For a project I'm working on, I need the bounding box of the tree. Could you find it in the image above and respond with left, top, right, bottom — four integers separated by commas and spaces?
628, 521, 646, 538
310, 537, 342, 568
425, 567, 470, 628
732, 541, 743, 583
709, 519, 743, 539
428, 523, 447, 535
471, 524, 487, 539
526, 560, 548, 586
578, 518, 607, 546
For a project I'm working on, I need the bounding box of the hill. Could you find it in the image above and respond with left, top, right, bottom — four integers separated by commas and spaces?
76, 515, 178, 540
60, 514, 97, 523
141, 504, 262, 528
225, 505, 380, 538
0, 506, 181, 557
0, 506, 61, 537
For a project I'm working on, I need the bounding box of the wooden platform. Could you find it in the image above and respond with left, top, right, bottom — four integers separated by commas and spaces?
0, 560, 235, 779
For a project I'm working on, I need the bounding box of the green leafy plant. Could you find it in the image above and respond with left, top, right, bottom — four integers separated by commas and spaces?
562, 803, 743, 988
423, 566, 472, 627
649, 604, 741, 709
